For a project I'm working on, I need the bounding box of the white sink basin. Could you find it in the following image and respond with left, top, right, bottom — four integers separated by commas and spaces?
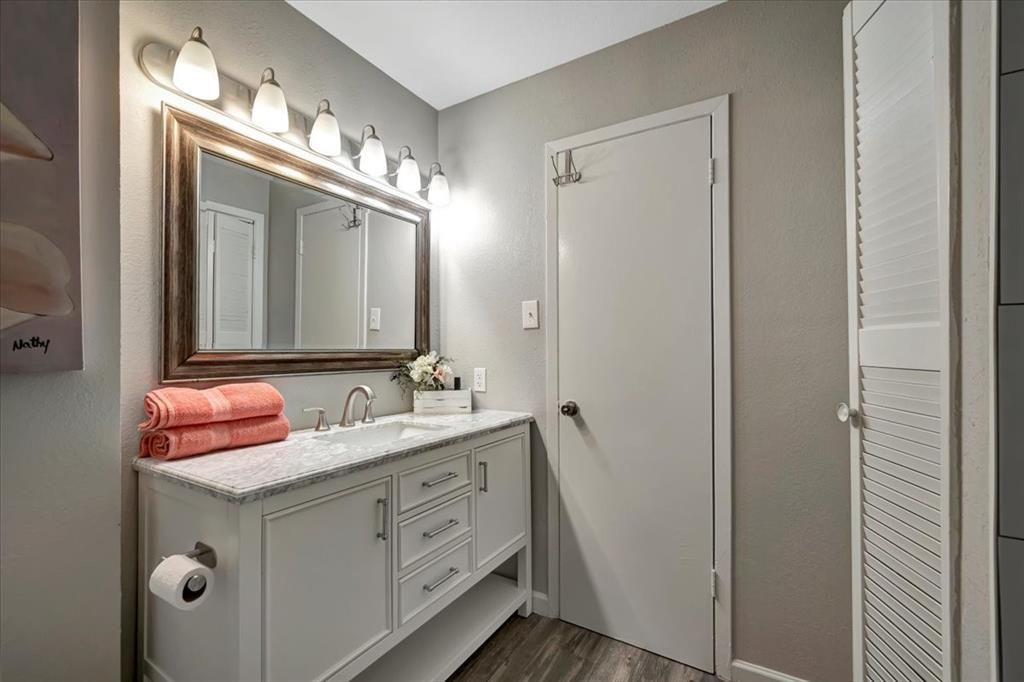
314, 421, 449, 448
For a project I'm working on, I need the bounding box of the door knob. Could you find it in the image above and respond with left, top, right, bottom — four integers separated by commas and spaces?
560, 401, 579, 417
836, 402, 859, 425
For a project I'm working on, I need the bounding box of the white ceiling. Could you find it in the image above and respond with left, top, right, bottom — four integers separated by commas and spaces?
287, 1, 726, 110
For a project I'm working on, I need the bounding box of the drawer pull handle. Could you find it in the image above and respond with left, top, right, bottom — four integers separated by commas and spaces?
376, 497, 388, 541
422, 471, 458, 488
423, 518, 460, 539
423, 567, 460, 593
479, 461, 489, 492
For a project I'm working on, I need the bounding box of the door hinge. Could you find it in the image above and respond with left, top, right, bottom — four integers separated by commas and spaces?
711, 567, 718, 600
708, 158, 716, 185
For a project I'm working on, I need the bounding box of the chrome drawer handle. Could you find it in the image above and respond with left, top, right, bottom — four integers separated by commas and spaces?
422, 471, 458, 488
423, 567, 460, 592
423, 518, 459, 539
479, 461, 488, 492
376, 497, 388, 541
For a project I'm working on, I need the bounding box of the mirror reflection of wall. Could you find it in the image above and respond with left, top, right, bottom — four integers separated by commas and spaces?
197, 152, 416, 352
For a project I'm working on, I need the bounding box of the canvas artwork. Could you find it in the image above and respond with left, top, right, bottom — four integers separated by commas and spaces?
0, 1, 82, 372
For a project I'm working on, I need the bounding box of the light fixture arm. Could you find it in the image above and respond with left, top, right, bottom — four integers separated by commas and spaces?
354, 124, 378, 159
419, 162, 443, 194
189, 26, 208, 46
388, 145, 414, 177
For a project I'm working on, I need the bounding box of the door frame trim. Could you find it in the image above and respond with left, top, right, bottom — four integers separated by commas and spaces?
543, 94, 733, 679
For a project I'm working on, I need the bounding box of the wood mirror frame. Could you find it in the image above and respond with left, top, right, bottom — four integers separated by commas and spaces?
162, 106, 430, 382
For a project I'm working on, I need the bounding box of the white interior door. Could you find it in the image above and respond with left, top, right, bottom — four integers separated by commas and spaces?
295, 203, 364, 349
843, 2, 954, 681
204, 207, 265, 350
557, 115, 714, 669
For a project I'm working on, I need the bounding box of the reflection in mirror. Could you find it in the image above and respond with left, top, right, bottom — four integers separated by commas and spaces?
197, 152, 416, 351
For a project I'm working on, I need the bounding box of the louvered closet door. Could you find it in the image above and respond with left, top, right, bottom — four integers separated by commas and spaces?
842, 2, 955, 682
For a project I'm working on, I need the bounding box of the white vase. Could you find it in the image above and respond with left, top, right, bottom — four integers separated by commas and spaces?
413, 389, 472, 415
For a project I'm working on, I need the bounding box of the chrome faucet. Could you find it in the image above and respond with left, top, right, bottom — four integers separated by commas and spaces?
340, 385, 377, 427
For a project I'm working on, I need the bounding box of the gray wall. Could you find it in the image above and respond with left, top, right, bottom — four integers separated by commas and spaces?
119, 0, 438, 675
437, 1, 850, 679
0, 1, 121, 679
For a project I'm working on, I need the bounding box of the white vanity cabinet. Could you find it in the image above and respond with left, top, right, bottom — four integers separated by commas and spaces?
137, 413, 531, 682
262, 477, 393, 682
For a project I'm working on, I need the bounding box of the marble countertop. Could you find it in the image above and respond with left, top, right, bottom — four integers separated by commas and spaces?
133, 409, 533, 503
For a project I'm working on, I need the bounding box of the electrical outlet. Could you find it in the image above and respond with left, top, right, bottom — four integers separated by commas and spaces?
369, 307, 381, 331
522, 300, 539, 329
473, 368, 487, 392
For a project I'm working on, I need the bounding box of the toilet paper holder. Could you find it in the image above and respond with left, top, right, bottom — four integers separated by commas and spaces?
182, 541, 217, 568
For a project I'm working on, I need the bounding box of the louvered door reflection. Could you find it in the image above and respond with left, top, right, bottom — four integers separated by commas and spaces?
843, 2, 955, 681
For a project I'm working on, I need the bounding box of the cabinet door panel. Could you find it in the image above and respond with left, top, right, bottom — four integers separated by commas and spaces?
263, 478, 391, 681
475, 435, 526, 567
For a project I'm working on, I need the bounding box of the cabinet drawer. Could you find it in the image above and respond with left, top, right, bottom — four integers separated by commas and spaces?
398, 538, 472, 625
398, 493, 471, 571
398, 451, 471, 514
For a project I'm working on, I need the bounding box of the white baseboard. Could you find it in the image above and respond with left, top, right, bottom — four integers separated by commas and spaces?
530, 590, 552, 617
731, 660, 810, 682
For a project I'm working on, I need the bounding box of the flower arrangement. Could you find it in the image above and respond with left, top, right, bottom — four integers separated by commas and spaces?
391, 352, 453, 394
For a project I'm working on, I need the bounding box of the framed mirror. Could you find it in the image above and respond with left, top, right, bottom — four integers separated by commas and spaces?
162, 106, 430, 381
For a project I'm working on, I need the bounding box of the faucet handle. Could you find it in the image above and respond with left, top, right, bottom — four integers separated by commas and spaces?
303, 407, 331, 432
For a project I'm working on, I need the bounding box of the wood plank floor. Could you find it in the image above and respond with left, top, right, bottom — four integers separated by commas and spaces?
449, 614, 718, 682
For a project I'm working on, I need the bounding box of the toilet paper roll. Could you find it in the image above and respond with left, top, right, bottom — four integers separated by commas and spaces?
149, 554, 215, 611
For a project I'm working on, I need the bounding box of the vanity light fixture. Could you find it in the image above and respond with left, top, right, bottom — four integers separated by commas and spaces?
356, 124, 387, 177
392, 146, 422, 193
425, 162, 450, 206
172, 27, 220, 101
251, 68, 289, 133
308, 99, 342, 157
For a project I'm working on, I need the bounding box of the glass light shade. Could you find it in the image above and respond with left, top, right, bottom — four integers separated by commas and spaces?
172, 27, 219, 101
396, 156, 422, 193
427, 170, 450, 206
308, 100, 341, 156
251, 69, 289, 133
359, 134, 387, 177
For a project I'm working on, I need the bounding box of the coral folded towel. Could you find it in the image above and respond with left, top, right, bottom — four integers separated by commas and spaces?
138, 383, 285, 431
139, 414, 291, 461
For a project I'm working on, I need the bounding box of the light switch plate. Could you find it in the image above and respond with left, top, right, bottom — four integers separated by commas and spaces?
369, 307, 381, 331
522, 300, 539, 329
473, 368, 487, 392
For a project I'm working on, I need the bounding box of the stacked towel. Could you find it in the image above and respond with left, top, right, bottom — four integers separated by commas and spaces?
138, 383, 289, 460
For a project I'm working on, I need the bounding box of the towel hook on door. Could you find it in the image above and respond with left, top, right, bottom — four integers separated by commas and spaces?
551, 149, 582, 187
